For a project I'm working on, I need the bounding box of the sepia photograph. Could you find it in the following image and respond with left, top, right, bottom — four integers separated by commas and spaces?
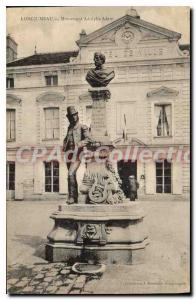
6, 6, 190, 295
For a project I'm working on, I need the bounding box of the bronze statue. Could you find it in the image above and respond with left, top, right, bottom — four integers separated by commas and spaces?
63, 106, 90, 204
86, 52, 115, 87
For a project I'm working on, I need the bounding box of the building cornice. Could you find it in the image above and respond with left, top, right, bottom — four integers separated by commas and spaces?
6, 56, 190, 74
6, 77, 190, 92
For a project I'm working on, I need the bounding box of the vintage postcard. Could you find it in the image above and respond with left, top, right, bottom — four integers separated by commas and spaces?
6, 6, 190, 295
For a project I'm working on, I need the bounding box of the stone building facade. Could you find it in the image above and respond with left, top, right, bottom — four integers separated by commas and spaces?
6, 10, 190, 200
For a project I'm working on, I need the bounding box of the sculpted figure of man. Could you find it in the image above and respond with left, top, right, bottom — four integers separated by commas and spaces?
86, 52, 115, 87
63, 106, 89, 204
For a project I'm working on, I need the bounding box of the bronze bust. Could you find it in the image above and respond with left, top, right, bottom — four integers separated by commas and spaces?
86, 52, 115, 87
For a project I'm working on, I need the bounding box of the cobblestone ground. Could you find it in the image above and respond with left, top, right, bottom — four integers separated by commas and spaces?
7, 200, 190, 294
7, 262, 101, 295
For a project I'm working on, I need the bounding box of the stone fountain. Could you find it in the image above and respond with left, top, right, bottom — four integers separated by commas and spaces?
45, 52, 149, 265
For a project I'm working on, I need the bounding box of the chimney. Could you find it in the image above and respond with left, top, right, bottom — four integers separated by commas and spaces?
6, 34, 18, 63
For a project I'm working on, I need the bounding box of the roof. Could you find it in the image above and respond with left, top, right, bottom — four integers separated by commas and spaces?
7, 51, 79, 67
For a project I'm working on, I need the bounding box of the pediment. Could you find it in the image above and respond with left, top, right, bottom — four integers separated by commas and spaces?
36, 92, 65, 103
76, 14, 181, 47
130, 138, 147, 146
7, 94, 22, 105
113, 137, 147, 146
147, 86, 179, 97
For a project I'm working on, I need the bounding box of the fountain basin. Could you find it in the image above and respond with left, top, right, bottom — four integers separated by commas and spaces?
45, 202, 149, 265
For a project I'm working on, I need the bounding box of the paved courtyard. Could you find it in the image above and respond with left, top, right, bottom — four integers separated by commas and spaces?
7, 199, 190, 294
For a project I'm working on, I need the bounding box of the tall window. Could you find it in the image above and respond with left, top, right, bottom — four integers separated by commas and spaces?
45, 161, 59, 192
6, 77, 14, 88
7, 109, 16, 141
156, 160, 172, 193
44, 107, 59, 139
155, 104, 171, 137
6, 162, 15, 190
45, 75, 58, 86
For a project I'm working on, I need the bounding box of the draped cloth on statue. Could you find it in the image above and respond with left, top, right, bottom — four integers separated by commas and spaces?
86, 68, 115, 87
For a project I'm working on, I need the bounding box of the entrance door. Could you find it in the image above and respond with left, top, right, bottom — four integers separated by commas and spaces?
117, 160, 137, 197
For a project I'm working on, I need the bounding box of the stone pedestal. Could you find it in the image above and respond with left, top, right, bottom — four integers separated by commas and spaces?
45, 203, 149, 265
90, 99, 107, 139
88, 87, 111, 144
88, 87, 110, 138
45, 68, 149, 265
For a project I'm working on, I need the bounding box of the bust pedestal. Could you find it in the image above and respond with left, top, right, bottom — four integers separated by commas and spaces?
88, 87, 111, 144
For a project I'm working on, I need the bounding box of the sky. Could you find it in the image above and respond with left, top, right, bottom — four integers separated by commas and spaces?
6, 6, 190, 58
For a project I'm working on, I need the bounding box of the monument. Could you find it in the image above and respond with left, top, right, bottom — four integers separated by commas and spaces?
45, 52, 149, 265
